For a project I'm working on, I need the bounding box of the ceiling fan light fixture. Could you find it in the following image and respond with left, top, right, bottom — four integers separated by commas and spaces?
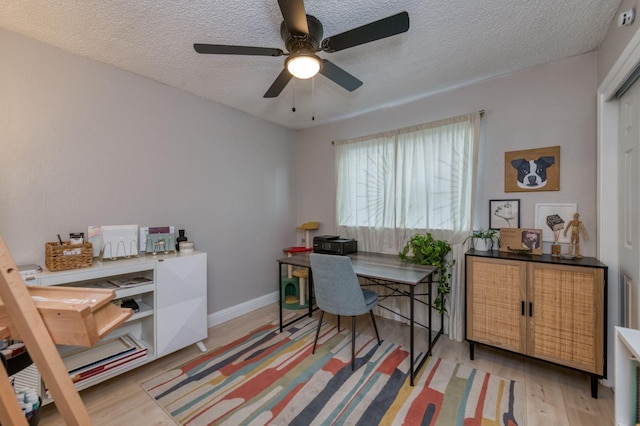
286, 54, 321, 79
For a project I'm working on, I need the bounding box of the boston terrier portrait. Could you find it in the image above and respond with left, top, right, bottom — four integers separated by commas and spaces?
521, 230, 540, 250
511, 156, 555, 189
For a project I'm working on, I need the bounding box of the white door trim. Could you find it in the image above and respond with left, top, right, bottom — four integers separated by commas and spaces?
597, 27, 640, 388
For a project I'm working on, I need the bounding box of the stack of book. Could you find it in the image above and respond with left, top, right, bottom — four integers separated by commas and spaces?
61, 334, 147, 388
107, 276, 152, 288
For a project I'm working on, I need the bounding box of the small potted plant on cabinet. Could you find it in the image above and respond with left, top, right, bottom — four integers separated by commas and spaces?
464, 228, 499, 251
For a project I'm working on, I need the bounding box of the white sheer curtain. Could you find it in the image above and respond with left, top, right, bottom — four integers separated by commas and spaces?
334, 112, 480, 341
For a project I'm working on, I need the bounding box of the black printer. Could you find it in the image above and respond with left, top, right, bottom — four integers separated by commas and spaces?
313, 235, 357, 255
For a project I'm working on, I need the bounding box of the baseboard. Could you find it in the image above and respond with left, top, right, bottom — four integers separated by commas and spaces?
207, 291, 278, 327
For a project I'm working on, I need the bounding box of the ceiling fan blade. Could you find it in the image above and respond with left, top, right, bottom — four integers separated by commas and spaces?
321, 11, 409, 53
277, 0, 309, 35
319, 60, 363, 92
194, 44, 284, 56
264, 69, 293, 98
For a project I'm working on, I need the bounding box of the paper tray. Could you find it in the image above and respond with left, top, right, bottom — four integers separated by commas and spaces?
0, 286, 132, 347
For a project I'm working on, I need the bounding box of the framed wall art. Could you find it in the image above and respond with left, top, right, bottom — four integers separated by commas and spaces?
534, 203, 578, 243
504, 146, 560, 192
489, 199, 520, 230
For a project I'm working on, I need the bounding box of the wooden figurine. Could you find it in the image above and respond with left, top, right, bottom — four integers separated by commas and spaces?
563, 212, 589, 258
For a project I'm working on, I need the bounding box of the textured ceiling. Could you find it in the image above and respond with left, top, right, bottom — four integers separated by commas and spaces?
0, 0, 622, 129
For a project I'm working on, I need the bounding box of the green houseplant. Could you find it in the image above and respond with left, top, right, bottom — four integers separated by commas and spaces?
398, 233, 455, 313
464, 228, 499, 251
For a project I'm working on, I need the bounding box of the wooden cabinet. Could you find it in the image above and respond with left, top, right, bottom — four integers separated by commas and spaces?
465, 251, 607, 398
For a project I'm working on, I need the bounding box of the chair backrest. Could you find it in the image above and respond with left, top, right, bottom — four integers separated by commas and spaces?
309, 253, 367, 316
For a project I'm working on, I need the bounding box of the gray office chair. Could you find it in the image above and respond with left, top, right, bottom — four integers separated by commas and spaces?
309, 253, 381, 370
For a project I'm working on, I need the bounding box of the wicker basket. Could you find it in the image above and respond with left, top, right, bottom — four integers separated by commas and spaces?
45, 241, 93, 272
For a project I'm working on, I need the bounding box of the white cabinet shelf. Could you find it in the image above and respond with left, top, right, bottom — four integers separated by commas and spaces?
19, 251, 207, 404
615, 326, 640, 426
115, 283, 155, 299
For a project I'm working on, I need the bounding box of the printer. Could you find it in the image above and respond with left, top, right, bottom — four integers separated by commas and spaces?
313, 235, 357, 255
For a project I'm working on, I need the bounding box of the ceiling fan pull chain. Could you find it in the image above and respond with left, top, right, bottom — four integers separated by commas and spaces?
311, 77, 315, 121
291, 79, 296, 112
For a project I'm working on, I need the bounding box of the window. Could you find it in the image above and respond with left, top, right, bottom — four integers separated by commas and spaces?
334, 112, 481, 342
335, 112, 480, 253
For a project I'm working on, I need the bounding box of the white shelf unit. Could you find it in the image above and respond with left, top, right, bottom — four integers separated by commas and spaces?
19, 251, 207, 403
615, 326, 640, 426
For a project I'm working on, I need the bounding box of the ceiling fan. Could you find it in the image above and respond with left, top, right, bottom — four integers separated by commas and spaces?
193, 0, 409, 98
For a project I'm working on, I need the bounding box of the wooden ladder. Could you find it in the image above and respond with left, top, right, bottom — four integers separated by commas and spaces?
0, 235, 130, 425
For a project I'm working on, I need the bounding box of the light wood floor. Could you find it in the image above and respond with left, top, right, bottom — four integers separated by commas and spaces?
38, 304, 615, 425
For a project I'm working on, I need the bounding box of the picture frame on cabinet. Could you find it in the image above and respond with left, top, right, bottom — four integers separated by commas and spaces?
499, 227, 543, 255
489, 199, 520, 230
534, 203, 578, 243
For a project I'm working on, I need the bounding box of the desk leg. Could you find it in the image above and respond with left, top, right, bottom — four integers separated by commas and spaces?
428, 277, 433, 356
410, 285, 415, 386
308, 270, 314, 319
278, 261, 283, 332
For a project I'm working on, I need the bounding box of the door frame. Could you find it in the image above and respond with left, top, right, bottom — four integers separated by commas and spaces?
597, 27, 640, 387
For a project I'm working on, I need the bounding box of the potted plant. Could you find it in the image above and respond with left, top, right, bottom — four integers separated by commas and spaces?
464, 228, 499, 251
399, 233, 455, 313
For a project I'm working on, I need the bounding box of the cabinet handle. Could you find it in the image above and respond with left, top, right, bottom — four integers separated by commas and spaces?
529, 302, 533, 317
521, 301, 525, 316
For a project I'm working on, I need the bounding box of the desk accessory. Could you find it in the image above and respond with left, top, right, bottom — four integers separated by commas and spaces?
45, 241, 93, 272
139, 226, 175, 254
88, 225, 139, 260
178, 241, 194, 253
175, 229, 187, 251
89, 225, 139, 259
18, 264, 42, 277
312, 235, 357, 255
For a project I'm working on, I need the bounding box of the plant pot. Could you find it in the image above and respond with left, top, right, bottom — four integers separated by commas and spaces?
473, 238, 492, 251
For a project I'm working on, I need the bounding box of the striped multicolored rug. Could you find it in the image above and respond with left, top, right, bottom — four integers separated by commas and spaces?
141, 317, 524, 425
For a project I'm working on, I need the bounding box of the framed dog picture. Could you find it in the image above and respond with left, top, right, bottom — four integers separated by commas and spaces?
504, 146, 560, 192
499, 227, 543, 255
489, 199, 520, 230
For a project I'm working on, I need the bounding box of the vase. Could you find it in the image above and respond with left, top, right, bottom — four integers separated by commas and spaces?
473, 238, 492, 251
176, 229, 187, 251
551, 242, 561, 256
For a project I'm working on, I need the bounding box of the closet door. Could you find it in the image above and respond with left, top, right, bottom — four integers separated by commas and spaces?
618, 80, 640, 329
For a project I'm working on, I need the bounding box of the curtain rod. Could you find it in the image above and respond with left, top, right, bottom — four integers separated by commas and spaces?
331, 109, 485, 144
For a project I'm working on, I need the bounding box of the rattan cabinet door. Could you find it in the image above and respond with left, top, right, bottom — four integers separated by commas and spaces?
466, 257, 527, 353
527, 263, 604, 375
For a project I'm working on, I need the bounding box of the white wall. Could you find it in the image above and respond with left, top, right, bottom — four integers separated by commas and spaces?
296, 53, 599, 258
0, 28, 297, 313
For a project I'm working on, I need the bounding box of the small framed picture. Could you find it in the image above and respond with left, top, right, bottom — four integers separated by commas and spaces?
489, 199, 520, 230
499, 227, 543, 255
534, 203, 578, 243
